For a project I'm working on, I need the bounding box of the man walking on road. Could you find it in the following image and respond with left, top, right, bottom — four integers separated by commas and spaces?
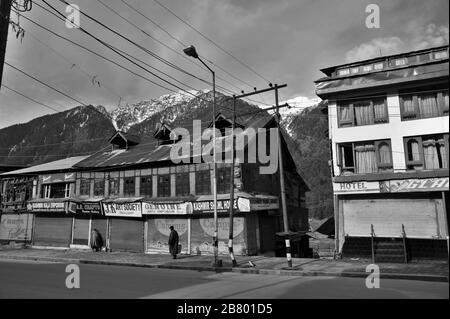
168, 226, 179, 259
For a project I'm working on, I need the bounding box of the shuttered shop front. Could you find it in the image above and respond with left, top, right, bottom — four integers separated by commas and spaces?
109, 218, 144, 252
343, 197, 447, 238
33, 214, 73, 247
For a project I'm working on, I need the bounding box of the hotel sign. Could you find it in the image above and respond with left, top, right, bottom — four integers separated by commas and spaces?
333, 181, 380, 194
381, 177, 449, 193
142, 202, 193, 215
102, 202, 142, 218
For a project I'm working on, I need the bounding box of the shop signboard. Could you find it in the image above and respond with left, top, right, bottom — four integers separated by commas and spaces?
142, 202, 192, 215
67, 201, 102, 214
26, 201, 66, 212
191, 198, 240, 213
380, 177, 449, 193
102, 202, 142, 218
238, 196, 279, 211
40, 172, 76, 183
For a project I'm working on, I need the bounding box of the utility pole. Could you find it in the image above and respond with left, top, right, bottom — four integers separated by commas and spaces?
274, 84, 292, 268
0, 0, 12, 87
228, 96, 238, 267
231, 84, 292, 268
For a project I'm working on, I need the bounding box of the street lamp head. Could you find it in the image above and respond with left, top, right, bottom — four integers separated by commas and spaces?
183, 45, 199, 59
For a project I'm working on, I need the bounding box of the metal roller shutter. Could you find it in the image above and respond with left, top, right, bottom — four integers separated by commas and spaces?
343, 198, 445, 238
110, 218, 144, 252
72, 216, 90, 245
33, 214, 72, 247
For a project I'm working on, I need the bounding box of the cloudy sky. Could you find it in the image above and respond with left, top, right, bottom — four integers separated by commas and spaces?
0, 0, 448, 128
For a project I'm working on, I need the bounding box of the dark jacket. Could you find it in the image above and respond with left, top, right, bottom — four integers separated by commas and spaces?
168, 229, 179, 255
91, 230, 103, 249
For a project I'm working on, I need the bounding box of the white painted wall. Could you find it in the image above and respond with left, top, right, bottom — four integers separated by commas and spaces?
329, 93, 449, 176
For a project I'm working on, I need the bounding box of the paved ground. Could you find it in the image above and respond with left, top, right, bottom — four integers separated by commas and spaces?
0, 259, 447, 299
0, 247, 447, 281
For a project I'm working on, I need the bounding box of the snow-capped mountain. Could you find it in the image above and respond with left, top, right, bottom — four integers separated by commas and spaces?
110, 89, 209, 131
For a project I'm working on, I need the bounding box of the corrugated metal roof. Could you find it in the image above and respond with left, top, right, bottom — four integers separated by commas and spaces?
0, 156, 90, 176
75, 111, 275, 169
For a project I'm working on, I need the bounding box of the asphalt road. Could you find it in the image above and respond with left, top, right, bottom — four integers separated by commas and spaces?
0, 260, 448, 299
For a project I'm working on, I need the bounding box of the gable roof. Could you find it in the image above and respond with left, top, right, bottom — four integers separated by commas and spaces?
108, 131, 141, 147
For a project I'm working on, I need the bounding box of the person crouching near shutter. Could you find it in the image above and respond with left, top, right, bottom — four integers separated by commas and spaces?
91, 228, 103, 252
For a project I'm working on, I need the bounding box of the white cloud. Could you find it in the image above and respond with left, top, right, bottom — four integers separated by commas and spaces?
345, 23, 449, 62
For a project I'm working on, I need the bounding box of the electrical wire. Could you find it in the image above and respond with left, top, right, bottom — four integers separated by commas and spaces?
1, 83, 61, 112
4, 61, 88, 106
150, 0, 271, 84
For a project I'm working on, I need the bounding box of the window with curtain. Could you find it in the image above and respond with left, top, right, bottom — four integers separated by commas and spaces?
423, 138, 448, 169
373, 99, 388, 123
401, 95, 416, 118
404, 134, 448, 170
400, 86, 448, 120
418, 93, 440, 118
338, 104, 352, 126
338, 140, 392, 175
338, 97, 388, 127
354, 144, 378, 174
354, 102, 373, 126
443, 91, 449, 114
376, 141, 392, 169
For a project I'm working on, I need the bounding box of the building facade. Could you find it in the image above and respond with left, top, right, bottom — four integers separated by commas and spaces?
315, 45, 449, 261
1, 112, 310, 257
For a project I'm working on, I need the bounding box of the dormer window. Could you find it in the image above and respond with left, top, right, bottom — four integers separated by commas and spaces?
154, 122, 180, 145
209, 113, 244, 136
108, 131, 140, 150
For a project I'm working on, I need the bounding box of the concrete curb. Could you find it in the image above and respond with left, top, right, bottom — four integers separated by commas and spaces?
0, 255, 447, 282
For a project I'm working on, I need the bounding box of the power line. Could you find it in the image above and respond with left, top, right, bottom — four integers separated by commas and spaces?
40, 1, 204, 99
15, 11, 196, 100
1, 83, 61, 112
4, 61, 88, 106
150, 0, 271, 83
120, 0, 263, 93
35, 1, 271, 108
95, 0, 241, 98
23, 24, 123, 103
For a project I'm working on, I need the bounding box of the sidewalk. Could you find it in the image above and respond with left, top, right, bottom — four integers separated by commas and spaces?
0, 247, 448, 282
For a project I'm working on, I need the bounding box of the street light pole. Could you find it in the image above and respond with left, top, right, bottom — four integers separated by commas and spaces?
184, 45, 220, 267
